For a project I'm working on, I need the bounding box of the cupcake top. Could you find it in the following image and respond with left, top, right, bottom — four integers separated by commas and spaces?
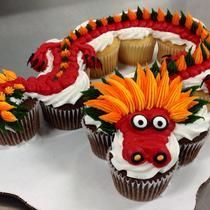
83, 63, 209, 179
26, 8, 209, 104
0, 69, 31, 133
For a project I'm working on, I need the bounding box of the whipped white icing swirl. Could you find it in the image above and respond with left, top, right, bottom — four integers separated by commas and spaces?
173, 106, 210, 141
26, 51, 90, 107
110, 130, 179, 179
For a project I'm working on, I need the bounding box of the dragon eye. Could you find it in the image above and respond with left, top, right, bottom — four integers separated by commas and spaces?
152, 116, 168, 130
132, 115, 148, 129
131, 152, 145, 164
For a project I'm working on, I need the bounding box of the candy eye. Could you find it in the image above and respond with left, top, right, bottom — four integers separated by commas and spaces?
132, 115, 148, 129
153, 153, 167, 165
152, 116, 168, 130
131, 152, 145, 164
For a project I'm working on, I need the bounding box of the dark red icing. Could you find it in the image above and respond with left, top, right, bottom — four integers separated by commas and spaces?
116, 108, 175, 168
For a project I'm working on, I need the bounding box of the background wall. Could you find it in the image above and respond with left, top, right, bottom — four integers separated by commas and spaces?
0, 0, 209, 78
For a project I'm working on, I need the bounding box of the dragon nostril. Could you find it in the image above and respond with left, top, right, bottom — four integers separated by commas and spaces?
131, 152, 144, 164
154, 153, 167, 164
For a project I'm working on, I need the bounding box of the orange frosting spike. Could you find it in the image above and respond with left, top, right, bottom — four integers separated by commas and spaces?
13, 84, 25, 91
160, 59, 167, 75
144, 66, 157, 110
170, 110, 192, 122
1, 110, 17, 122
156, 71, 169, 108
85, 100, 114, 113
143, 8, 151, 20
99, 112, 122, 124
201, 29, 208, 40
2, 69, 17, 81
185, 13, 193, 30
172, 11, 180, 26
136, 64, 146, 91
206, 35, 210, 44
196, 22, 203, 36
157, 8, 165, 22
113, 15, 121, 23
78, 26, 88, 35
193, 45, 203, 64
127, 9, 137, 21
108, 74, 127, 87
0, 92, 5, 101
69, 32, 77, 41
125, 78, 145, 111
0, 101, 15, 111
176, 55, 187, 71
4, 87, 14, 95
101, 17, 108, 26
88, 20, 96, 30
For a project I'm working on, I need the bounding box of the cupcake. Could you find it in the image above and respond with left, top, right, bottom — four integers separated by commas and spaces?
88, 32, 120, 79
0, 69, 39, 145
27, 39, 90, 130
83, 63, 207, 200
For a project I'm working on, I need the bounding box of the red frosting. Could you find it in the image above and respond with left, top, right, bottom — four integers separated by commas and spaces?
116, 108, 175, 168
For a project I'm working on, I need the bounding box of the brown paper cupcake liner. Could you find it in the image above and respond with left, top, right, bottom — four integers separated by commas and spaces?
178, 131, 208, 166
82, 122, 114, 159
119, 36, 156, 66
193, 90, 210, 111
90, 38, 120, 79
0, 101, 40, 146
157, 40, 186, 63
108, 157, 177, 201
40, 102, 83, 130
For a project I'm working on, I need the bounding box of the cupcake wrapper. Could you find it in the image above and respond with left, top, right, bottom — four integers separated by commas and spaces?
119, 38, 156, 66
108, 159, 177, 201
41, 103, 83, 130
0, 101, 40, 146
82, 122, 114, 160
179, 136, 207, 166
90, 39, 120, 79
157, 40, 185, 63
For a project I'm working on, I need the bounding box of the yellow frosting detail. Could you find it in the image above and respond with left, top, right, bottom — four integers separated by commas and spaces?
185, 13, 193, 30
193, 45, 203, 64
1, 110, 17, 122
4, 86, 14, 95
176, 55, 187, 71
0, 92, 5, 101
172, 11, 180, 26
2, 69, 17, 81
157, 8, 165, 22
13, 84, 25, 91
85, 65, 197, 123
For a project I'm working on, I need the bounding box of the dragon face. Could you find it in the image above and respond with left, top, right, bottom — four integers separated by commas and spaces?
116, 108, 175, 168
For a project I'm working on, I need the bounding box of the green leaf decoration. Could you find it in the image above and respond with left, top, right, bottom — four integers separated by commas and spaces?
12, 90, 24, 99
84, 107, 105, 121
183, 115, 204, 124
151, 9, 158, 21
189, 99, 209, 114
107, 16, 114, 24
96, 19, 103, 27
185, 47, 195, 66
137, 6, 143, 20
6, 121, 23, 132
167, 60, 178, 76
165, 9, 173, 22
134, 68, 138, 82
151, 61, 160, 77
191, 21, 198, 34
121, 11, 129, 21
86, 24, 93, 32
183, 85, 201, 94
204, 39, 210, 51
179, 11, 186, 26
115, 69, 124, 78
101, 77, 109, 84
99, 121, 116, 134
82, 87, 101, 101
201, 43, 208, 60
0, 119, 6, 132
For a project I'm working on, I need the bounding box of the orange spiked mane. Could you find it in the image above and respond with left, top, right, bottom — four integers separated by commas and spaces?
84, 64, 199, 124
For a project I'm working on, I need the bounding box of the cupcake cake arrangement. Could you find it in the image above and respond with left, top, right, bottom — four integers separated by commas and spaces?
1, 6, 210, 202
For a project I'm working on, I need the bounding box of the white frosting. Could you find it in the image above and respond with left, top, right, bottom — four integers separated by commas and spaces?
173, 106, 210, 141
110, 130, 179, 179
182, 69, 210, 92
116, 27, 152, 40
26, 52, 90, 107
88, 31, 115, 52
153, 30, 196, 52
84, 115, 101, 128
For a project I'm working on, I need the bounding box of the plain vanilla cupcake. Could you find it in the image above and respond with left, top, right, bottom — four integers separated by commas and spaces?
0, 69, 39, 145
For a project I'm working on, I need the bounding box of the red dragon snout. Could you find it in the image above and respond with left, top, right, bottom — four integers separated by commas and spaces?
116, 108, 176, 168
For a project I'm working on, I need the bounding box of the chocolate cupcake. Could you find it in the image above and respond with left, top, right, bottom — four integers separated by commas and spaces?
84, 63, 208, 200
0, 69, 39, 145
174, 106, 210, 166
